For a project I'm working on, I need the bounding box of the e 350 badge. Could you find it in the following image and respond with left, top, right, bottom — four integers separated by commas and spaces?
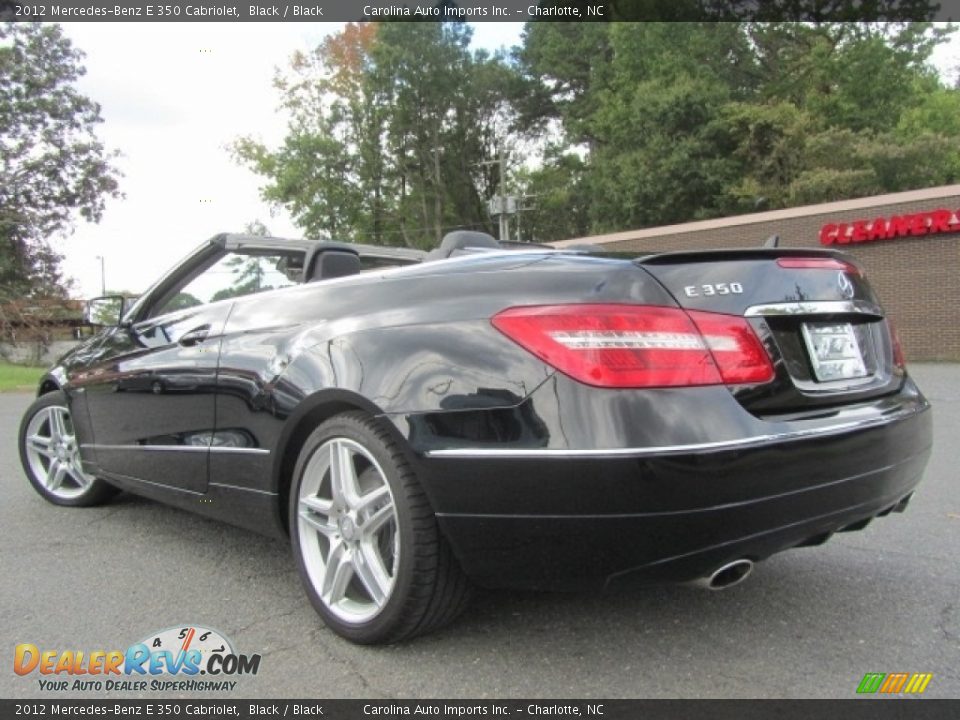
14, 625, 261, 692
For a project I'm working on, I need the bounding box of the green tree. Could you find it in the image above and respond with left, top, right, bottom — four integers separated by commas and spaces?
235, 22, 513, 249
516, 21, 959, 241
897, 84, 960, 137
163, 292, 202, 312
514, 150, 590, 243
0, 23, 121, 298
518, 23, 753, 233
209, 221, 274, 303
239, 20, 959, 247
744, 22, 949, 133
513, 22, 613, 146
88, 290, 137, 326
719, 23, 959, 210
209, 258, 269, 303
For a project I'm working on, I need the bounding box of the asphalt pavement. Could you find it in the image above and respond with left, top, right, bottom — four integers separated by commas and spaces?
1, 364, 958, 699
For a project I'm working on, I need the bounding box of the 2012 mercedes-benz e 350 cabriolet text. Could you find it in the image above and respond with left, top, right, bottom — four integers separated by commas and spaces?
19, 231, 932, 643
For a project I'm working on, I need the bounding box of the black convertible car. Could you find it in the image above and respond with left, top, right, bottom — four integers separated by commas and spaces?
19, 231, 932, 643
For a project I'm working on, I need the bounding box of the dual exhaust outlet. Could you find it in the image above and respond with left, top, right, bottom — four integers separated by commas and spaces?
692, 558, 755, 591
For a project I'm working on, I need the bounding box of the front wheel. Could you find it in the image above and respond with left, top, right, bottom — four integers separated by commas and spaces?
290, 412, 471, 644
18, 390, 117, 507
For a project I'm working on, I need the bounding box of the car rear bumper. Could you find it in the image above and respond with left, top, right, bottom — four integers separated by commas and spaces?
414, 390, 932, 590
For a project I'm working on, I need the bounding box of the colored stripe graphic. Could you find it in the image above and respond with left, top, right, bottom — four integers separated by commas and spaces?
904, 673, 933, 694
857, 673, 886, 694
857, 672, 932, 694
880, 673, 910, 693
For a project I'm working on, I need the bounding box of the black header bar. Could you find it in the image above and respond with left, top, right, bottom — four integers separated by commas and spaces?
1, 700, 960, 720
2, 0, 959, 22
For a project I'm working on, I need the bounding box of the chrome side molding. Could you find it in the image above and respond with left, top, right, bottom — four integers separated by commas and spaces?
82, 444, 270, 455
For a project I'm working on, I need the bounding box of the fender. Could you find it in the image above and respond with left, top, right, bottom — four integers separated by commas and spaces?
269, 386, 389, 496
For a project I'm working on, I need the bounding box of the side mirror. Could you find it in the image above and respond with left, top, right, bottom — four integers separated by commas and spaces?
85, 296, 128, 327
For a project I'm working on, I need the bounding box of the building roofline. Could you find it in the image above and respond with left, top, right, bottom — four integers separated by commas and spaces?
551, 184, 960, 248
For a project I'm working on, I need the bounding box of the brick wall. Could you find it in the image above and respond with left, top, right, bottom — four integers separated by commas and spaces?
555, 186, 960, 361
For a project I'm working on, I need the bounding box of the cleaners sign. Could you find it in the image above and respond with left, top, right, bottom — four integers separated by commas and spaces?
819, 208, 960, 245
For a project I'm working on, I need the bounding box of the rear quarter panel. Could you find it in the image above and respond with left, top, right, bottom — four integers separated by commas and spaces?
212, 253, 680, 493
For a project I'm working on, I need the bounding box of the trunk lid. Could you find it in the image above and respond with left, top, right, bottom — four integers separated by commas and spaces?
635, 247, 905, 414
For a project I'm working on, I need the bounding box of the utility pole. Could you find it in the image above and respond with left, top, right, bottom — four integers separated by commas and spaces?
498, 145, 509, 242
95, 255, 106, 295
480, 143, 515, 242
514, 193, 539, 243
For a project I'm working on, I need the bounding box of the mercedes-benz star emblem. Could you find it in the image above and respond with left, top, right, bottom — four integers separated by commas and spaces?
838, 272, 855, 299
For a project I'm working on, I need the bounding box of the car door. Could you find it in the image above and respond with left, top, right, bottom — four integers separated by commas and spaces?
78, 239, 309, 494
80, 299, 233, 494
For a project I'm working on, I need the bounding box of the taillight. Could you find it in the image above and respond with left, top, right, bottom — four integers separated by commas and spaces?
685, 310, 777, 384
888, 319, 906, 370
776, 257, 862, 276
491, 304, 775, 388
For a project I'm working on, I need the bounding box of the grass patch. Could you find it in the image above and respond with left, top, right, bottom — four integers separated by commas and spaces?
0, 362, 44, 392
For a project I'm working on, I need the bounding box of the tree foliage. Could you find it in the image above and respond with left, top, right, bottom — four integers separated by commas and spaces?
234, 22, 514, 249
241, 20, 959, 246
515, 21, 959, 240
209, 220, 274, 302
163, 292, 202, 312
0, 23, 120, 298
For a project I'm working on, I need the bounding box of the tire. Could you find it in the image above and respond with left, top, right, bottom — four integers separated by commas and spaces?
289, 411, 472, 644
18, 390, 118, 507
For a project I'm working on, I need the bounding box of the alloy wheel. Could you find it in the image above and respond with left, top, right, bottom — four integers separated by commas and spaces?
296, 437, 399, 624
23, 404, 94, 501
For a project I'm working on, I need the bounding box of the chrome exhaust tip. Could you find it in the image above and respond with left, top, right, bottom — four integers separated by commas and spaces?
693, 559, 754, 591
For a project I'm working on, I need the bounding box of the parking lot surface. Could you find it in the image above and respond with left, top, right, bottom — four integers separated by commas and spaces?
1, 364, 958, 699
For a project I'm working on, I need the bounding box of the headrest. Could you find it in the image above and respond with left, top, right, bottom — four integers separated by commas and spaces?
308, 249, 361, 282
426, 231, 500, 260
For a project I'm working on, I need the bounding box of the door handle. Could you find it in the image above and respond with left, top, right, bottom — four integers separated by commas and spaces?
179, 324, 211, 347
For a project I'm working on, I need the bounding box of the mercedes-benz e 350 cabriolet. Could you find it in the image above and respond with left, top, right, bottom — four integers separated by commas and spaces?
19, 231, 932, 643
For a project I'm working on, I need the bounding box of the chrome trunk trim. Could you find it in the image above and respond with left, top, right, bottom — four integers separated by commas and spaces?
744, 300, 883, 317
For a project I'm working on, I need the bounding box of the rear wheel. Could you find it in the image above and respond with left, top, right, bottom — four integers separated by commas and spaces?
290, 412, 471, 644
19, 391, 117, 507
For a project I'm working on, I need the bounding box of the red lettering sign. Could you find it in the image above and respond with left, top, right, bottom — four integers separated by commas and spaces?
819, 209, 960, 246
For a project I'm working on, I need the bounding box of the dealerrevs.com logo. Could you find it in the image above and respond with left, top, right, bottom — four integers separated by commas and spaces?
14, 625, 261, 692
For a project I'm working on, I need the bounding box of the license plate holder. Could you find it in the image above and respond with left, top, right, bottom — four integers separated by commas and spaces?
801, 322, 868, 382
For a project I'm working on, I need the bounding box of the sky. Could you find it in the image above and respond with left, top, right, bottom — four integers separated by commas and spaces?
58, 21, 526, 298
56, 22, 959, 298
